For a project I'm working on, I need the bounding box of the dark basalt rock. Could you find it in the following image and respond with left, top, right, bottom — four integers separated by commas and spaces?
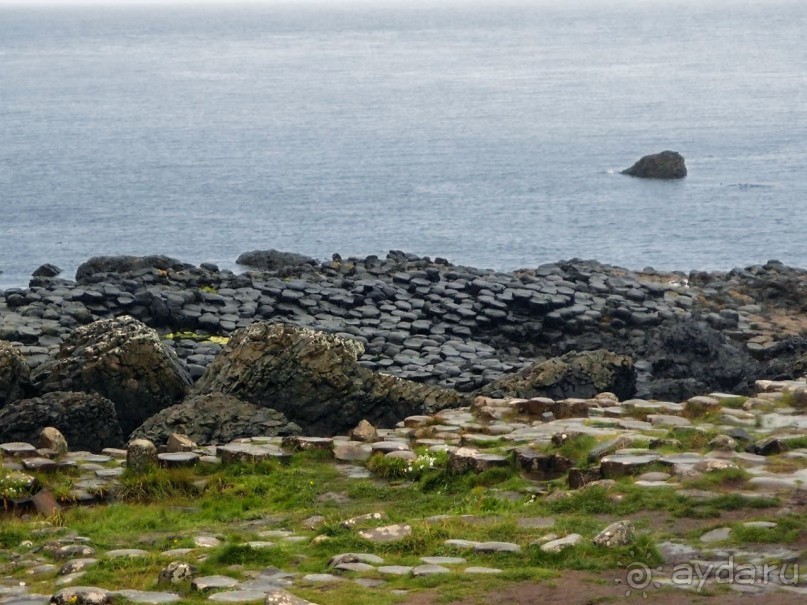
0, 391, 124, 451
621, 150, 687, 179
236, 249, 317, 272
75, 255, 192, 283
479, 349, 636, 401
32, 263, 62, 278
130, 392, 301, 446
191, 321, 464, 435
0, 341, 31, 408
31, 316, 192, 436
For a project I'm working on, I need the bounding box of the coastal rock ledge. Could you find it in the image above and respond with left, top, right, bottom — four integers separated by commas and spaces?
621, 150, 687, 179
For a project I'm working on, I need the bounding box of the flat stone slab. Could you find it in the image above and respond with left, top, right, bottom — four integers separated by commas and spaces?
357, 523, 412, 543
207, 590, 267, 602
158, 452, 200, 467
411, 564, 451, 576
329, 553, 385, 566
301, 574, 343, 583
332, 442, 372, 462
194, 536, 222, 548
264, 589, 317, 605
114, 590, 181, 604
105, 549, 150, 558
192, 576, 240, 592
377, 566, 413, 576
334, 562, 375, 573
464, 567, 503, 574
420, 556, 466, 565
700, 527, 732, 543
540, 534, 582, 553
0, 442, 38, 458
473, 541, 521, 554
217, 443, 289, 464
444, 539, 480, 550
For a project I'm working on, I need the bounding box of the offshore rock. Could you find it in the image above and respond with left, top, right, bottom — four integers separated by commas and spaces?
236, 249, 317, 272
31, 316, 191, 436
0, 340, 31, 408
0, 392, 124, 451
131, 392, 301, 446
75, 254, 192, 283
480, 349, 635, 401
621, 150, 687, 179
191, 322, 463, 435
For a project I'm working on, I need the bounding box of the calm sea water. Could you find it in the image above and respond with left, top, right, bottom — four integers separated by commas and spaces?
1, 0, 806, 289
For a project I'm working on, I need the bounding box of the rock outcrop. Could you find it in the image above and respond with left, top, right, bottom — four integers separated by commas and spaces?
31, 316, 191, 436
191, 322, 464, 435
480, 349, 635, 401
131, 392, 301, 446
621, 150, 687, 179
0, 391, 123, 451
75, 255, 192, 283
236, 249, 316, 272
0, 341, 30, 408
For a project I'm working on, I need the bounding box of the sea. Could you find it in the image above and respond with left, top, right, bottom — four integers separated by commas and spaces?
1, 0, 806, 289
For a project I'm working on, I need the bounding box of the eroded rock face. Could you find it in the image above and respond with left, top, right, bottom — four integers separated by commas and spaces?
130, 392, 301, 446
31, 316, 191, 436
0, 391, 124, 451
621, 150, 687, 179
480, 349, 635, 401
0, 341, 30, 408
191, 322, 464, 435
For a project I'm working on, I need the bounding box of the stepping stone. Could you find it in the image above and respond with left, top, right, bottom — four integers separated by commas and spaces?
95, 468, 124, 478
334, 562, 375, 573
473, 542, 521, 554
420, 556, 466, 565
332, 442, 372, 462
208, 591, 267, 603
282, 436, 333, 453
371, 441, 411, 454
357, 524, 412, 543
217, 443, 289, 464
743, 521, 777, 529
21, 458, 58, 472
193, 536, 222, 548
700, 527, 732, 543
301, 574, 343, 583
377, 566, 413, 576
329, 553, 385, 566
336, 465, 371, 479
540, 534, 582, 553
192, 576, 239, 592
341, 512, 387, 528
105, 549, 150, 558
114, 590, 181, 604
444, 539, 480, 550
0, 442, 38, 458
158, 453, 199, 468
50, 587, 112, 605
53, 545, 95, 560
600, 454, 660, 478
412, 564, 451, 576
748, 476, 799, 491
237, 578, 293, 592
264, 590, 317, 605
59, 559, 98, 575
464, 567, 502, 574
56, 572, 87, 586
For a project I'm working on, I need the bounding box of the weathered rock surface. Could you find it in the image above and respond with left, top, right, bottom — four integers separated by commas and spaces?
191, 322, 463, 435
0, 391, 123, 451
0, 340, 30, 407
31, 316, 191, 436
480, 349, 635, 401
621, 150, 687, 179
131, 392, 301, 446
236, 249, 317, 272
75, 255, 192, 283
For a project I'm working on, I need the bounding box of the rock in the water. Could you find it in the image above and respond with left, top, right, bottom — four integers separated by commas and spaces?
0, 392, 124, 451
481, 349, 635, 401
0, 341, 31, 408
32, 263, 62, 278
75, 255, 191, 283
236, 249, 316, 272
191, 322, 463, 435
32, 316, 191, 436
130, 392, 300, 446
621, 150, 687, 179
